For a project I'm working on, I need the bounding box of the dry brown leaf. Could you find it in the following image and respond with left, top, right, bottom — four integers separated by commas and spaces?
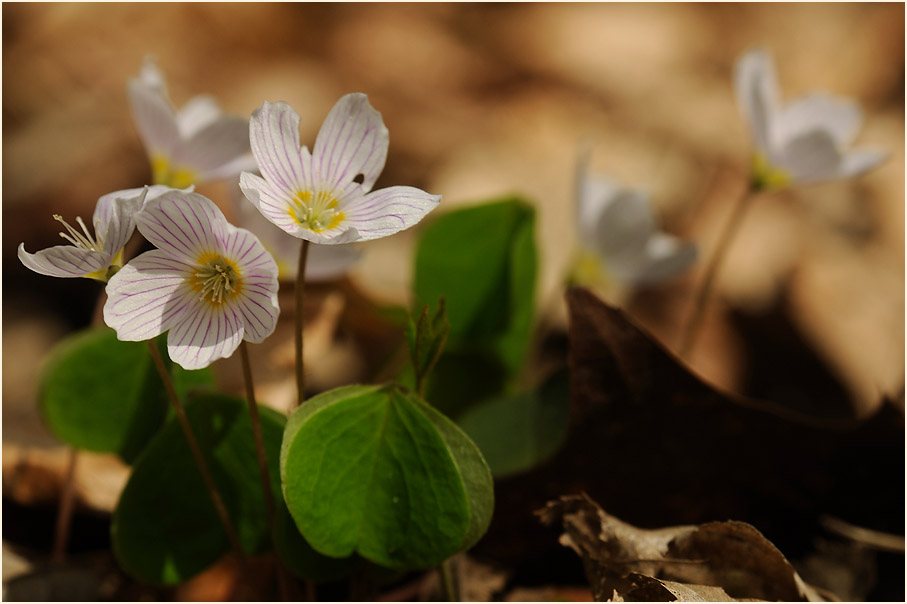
539, 493, 828, 602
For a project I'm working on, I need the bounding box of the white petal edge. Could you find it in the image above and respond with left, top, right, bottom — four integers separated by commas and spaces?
103, 250, 193, 341
18, 243, 108, 279
340, 186, 441, 242
176, 94, 222, 138
167, 297, 244, 370
592, 188, 656, 263
774, 93, 861, 149
734, 48, 778, 154
173, 115, 252, 175
312, 92, 389, 202
128, 71, 180, 156
839, 149, 887, 179
630, 234, 698, 287
248, 101, 311, 197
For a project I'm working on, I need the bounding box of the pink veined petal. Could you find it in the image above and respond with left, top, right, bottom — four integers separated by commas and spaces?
248, 101, 312, 196
103, 250, 193, 341
312, 93, 389, 203
240, 171, 305, 234
96, 189, 146, 261
136, 191, 230, 262
340, 186, 440, 242
128, 72, 180, 156
167, 296, 244, 370
734, 49, 778, 155
239, 172, 359, 244
173, 115, 252, 176
176, 94, 222, 138
839, 149, 887, 179
223, 225, 279, 281
18, 243, 108, 279
232, 280, 279, 343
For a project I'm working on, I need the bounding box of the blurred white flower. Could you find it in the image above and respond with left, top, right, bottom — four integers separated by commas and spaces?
128, 57, 257, 188
574, 162, 697, 288
229, 183, 362, 281
735, 49, 886, 189
240, 94, 440, 245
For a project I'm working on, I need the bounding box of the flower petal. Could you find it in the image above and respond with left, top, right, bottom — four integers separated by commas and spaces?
176, 94, 222, 138
174, 115, 252, 177
734, 49, 778, 154
576, 171, 623, 249
249, 101, 312, 196
103, 250, 193, 341
18, 243, 108, 279
136, 191, 230, 261
128, 64, 180, 156
240, 172, 359, 244
167, 297, 244, 370
591, 187, 655, 263
777, 129, 842, 184
340, 186, 440, 242
305, 243, 363, 282
774, 93, 861, 149
94, 188, 148, 261
625, 234, 698, 286
839, 149, 887, 178
313, 93, 389, 202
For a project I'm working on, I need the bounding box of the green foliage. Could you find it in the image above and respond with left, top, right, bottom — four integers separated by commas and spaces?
412, 198, 537, 417
112, 392, 283, 585
39, 326, 212, 463
457, 370, 571, 477
406, 298, 450, 396
280, 384, 494, 570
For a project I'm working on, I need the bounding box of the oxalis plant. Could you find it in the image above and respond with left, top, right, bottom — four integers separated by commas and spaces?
19, 46, 887, 600
21, 60, 495, 600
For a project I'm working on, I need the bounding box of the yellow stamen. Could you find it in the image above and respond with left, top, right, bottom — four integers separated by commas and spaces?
751, 153, 791, 191
54, 214, 100, 251
288, 190, 345, 232
151, 153, 198, 189
191, 253, 242, 305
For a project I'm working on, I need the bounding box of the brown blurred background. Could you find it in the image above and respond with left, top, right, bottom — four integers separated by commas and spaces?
2, 3, 904, 591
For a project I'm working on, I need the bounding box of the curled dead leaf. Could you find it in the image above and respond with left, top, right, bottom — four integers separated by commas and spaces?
539, 493, 830, 602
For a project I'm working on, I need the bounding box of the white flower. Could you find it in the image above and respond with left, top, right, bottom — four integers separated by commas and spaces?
17, 185, 177, 281
128, 58, 257, 188
229, 183, 361, 281
735, 49, 886, 189
104, 190, 280, 370
575, 165, 697, 288
239, 93, 441, 245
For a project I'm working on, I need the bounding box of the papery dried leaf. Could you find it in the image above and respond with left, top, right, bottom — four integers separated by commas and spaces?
539, 494, 827, 602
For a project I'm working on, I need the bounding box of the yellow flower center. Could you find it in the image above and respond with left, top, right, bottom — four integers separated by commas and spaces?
152, 154, 197, 189
192, 254, 241, 304
751, 153, 791, 191
288, 190, 345, 232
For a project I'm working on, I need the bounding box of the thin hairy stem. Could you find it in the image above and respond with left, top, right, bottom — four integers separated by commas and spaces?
439, 558, 460, 601
678, 185, 755, 359
295, 239, 311, 407
238, 342, 291, 600
51, 447, 78, 562
146, 341, 246, 566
